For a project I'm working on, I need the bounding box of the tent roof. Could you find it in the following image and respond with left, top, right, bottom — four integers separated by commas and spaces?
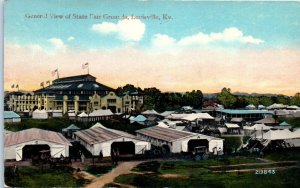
74, 126, 136, 144
166, 114, 187, 120
181, 113, 214, 121
62, 124, 80, 132
256, 129, 299, 140
160, 111, 175, 117
287, 105, 299, 109
142, 109, 159, 115
33, 109, 47, 114
136, 126, 222, 142
90, 122, 106, 129
244, 124, 272, 131
280, 121, 290, 126
5, 128, 72, 147
131, 115, 147, 122
267, 103, 287, 109
230, 118, 244, 122
225, 123, 240, 128
89, 109, 113, 117
157, 122, 170, 128
78, 112, 88, 117
4, 111, 20, 119
255, 117, 276, 124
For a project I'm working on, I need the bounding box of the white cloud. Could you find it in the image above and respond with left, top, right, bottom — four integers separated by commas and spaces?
48, 38, 67, 52
178, 27, 264, 46
152, 27, 264, 49
67, 36, 75, 41
152, 34, 176, 47
91, 19, 145, 42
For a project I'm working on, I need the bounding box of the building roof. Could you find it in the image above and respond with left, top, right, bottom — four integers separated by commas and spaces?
136, 126, 193, 142
255, 117, 276, 124
74, 126, 135, 144
230, 118, 244, 122
4, 111, 20, 119
34, 74, 113, 94
225, 123, 240, 128
181, 113, 214, 121
89, 109, 114, 117
217, 109, 274, 115
136, 126, 222, 142
5, 128, 72, 147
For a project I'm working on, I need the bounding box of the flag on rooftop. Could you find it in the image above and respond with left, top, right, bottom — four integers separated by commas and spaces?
51, 69, 58, 76
82, 62, 89, 69
16, 84, 19, 88
11, 84, 15, 88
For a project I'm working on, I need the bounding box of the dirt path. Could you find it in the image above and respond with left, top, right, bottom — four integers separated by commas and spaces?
85, 161, 145, 188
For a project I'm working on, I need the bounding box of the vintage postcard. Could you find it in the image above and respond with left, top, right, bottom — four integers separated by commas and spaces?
3, 0, 300, 187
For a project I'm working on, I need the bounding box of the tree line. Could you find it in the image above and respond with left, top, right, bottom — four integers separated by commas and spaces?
116, 84, 300, 111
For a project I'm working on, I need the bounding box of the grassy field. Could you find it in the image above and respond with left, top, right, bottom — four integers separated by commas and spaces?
4, 117, 144, 135
112, 158, 300, 188
112, 168, 300, 188
5, 166, 86, 188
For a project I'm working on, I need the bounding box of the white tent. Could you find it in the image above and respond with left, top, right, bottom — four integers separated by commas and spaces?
258, 105, 266, 109
91, 122, 106, 129
89, 109, 114, 117
267, 103, 287, 110
225, 123, 240, 128
181, 113, 214, 121
287, 105, 300, 110
52, 110, 63, 117
256, 129, 297, 140
78, 112, 88, 117
160, 111, 175, 117
32, 109, 48, 119
157, 121, 170, 128
142, 109, 159, 115
246, 104, 256, 110
166, 114, 187, 120
243, 124, 271, 131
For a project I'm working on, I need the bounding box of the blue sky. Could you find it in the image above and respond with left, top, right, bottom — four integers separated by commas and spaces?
4, 0, 300, 49
4, 0, 300, 95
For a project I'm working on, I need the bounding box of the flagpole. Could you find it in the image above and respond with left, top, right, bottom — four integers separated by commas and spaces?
57, 69, 60, 79
87, 62, 89, 75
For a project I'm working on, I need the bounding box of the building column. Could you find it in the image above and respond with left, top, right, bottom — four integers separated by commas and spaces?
63, 95, 68, 114
74, 96, 79, 114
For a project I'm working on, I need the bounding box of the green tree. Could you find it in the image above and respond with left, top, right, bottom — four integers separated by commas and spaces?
291, 93, 300, 106
217, 88, 237, 108
259, 96, 273, 106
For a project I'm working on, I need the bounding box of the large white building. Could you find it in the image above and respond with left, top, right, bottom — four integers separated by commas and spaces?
136, 126, 223, 154
73, 123, 151, 157
4, 128, 72, 161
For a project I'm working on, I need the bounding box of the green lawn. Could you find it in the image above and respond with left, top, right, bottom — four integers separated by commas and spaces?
4, 117, 144, 135
5, 166, 86, 188
115, 165, 300, 188
265, 149, 300, 162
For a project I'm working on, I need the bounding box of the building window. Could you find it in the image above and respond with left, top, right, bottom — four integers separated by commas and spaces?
107, 99, 116, 103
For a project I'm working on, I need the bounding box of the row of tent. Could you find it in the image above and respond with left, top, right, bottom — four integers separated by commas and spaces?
246, 103, 299, 110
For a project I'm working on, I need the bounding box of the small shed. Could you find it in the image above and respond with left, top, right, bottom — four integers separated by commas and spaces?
225, 123, 240, 134
4, 111, 21, 123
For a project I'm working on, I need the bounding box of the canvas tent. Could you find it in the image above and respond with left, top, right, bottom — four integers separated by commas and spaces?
181, 113, 214, 121
130, 115, 147, 124
52, 110, 63, 117
89, 109, 114, 121
32, 109, 48, 119
255, 117, 276, 125
4, 128, 71, 161
280, 121, 290, 126
142, 109, 159, 115
246, 104, 256, 110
